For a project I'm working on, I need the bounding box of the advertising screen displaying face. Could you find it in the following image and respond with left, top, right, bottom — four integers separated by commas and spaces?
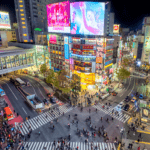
0, 12, 11, 29
70, 2, 105, 35
47, 1, 70, 33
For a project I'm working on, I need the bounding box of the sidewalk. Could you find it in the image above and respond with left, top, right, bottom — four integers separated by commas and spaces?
122, 138, 149, 150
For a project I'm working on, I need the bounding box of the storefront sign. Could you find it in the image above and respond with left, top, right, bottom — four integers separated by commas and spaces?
82, 45, 94, 50
73, 44, 80, 49
96, 57, 102, 63
105, 63, 113, 68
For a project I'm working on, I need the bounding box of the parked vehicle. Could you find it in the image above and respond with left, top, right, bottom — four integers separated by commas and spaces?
112, 92, 117, 96
50, 97, 56, 104
139, 94, 143, 99
131, 97, 136, 103
124, 104, 130, 111
124, 96, 131, 102
118, 102, 124, 109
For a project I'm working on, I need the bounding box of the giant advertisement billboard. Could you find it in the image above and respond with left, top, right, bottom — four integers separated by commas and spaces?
0, 11, 11, 29
70, 2, 105, 35
47, 1, 70, 33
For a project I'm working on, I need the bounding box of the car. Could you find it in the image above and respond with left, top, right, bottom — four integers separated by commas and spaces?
118, 102, 124, 109
131, 97, 136, 103
50, 97, 56, 104
124, 104, 130, 111
112, 92, 117, 96
124, 96, 131, 102
139, 94, 143, 99
43, 99, 49, 105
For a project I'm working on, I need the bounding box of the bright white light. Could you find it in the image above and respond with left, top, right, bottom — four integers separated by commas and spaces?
88, 85, 93, 89
137, 61, 141, 66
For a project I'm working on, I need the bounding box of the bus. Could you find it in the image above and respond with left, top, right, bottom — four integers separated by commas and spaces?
15, 78, 26, 87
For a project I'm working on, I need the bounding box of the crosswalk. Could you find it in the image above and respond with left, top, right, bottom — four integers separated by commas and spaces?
16, 104, 74, 135
18, 142, 116, 150
93, 104, 130, 123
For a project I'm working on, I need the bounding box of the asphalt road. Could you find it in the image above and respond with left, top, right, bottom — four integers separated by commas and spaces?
0, 79, 37, 120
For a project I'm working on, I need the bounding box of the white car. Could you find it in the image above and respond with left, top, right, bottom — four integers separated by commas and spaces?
117, 102, 124, 109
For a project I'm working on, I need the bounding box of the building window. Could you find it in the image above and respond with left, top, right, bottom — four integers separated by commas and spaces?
21, 14, 24, 16
23, 34, 27, 36
24, 40, 28, 42
19, 5, 23, 7
22, 26, 26, 28
19, 0, 23, 2
20, 9, 24, 12
21, 18, 25, 20
22, 22, 25, 24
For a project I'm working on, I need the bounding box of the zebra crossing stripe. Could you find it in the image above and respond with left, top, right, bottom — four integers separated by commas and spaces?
16, 105, 74, 135
93, 104, 130, 123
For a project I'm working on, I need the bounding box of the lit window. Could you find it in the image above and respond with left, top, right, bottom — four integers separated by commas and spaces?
22, 22, 25, 24
23, 34, 27, 36
19, 5, 23, 7
21, 14, 24, 16
20, 9, 24, 12
19, 0, 23, 2
24, 40, 28, 42
22, 26, 26, 28
21, 18, 25, 20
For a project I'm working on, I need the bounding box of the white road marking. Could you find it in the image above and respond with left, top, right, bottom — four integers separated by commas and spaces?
0, 80, 18, 100
37, 86, 45, 99
128, 78, 135, 96
22, 107, 27, 114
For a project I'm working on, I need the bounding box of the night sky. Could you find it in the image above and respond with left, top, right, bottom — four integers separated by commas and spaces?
0, 0, 149, 31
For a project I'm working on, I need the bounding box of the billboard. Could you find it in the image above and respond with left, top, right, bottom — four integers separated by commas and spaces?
64, 36, 69, 59
0, 11, 11, 29
113, 24, 119, 34
47, 1, 70, 33
70, 2, 105, 35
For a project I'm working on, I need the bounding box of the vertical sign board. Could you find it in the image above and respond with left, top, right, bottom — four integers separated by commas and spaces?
64, 36, 69, 59
92, 62, 96, 73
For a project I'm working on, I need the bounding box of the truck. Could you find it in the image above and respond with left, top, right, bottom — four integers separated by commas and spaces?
26, 94, 44, 109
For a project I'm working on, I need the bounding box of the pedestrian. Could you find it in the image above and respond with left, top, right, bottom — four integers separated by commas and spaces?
138, 133, 141, 138
96, 108, 97, 113
17, 113, 19, 116
112, 117, 114, 121
137, 138, 140, 143
63, 112, 64, 115
45, 115, 47, 118
28, 116, 30, 119
14, 110, 15, 113
76, 120, 78, 125
53, 125, 55, 129
127, 130, 130, 135
101, 117, 103, 121
89, 109, 91, 113
38, 131, 40, 135
68, 114, 70, 118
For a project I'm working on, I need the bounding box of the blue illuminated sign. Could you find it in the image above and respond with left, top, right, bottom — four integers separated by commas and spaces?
64, 44, 69, 59
105, 60, 112, 66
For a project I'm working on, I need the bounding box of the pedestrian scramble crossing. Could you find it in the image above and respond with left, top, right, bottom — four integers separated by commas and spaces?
16, 104, 74, 135
18, 142, 116, 150
93, 103, 130, 123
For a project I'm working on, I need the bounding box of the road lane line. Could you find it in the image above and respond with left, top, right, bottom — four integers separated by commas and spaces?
128, 78, 135, 96
0, 80, 18, 100
37, 86, 45, 99
126, 77, 131, 91
22, 107, 27, 114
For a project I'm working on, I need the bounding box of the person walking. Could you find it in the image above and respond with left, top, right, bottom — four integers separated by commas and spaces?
101, 117, 103, 121
89, 109, 91, 113
38, 131, 40, 135
96, 108, 97, 113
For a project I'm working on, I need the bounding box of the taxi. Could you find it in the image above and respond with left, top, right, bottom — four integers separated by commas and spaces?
131, 96, 136, 103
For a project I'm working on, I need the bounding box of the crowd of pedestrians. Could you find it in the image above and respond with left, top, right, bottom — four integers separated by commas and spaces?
0, 120, 24, 150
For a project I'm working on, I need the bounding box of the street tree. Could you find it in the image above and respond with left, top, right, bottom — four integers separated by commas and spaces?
121, 58, 132, 68
57, 70, 71, 94
115, 68, 130, 87
40, 64, 48, 77
71, 74, 81, 103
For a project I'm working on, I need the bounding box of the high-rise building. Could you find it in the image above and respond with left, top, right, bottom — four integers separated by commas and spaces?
104, 1, 114, 36
14, 0, 63, 43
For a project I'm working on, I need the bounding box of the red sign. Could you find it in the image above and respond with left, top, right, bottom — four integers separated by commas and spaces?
73, 44, 80, 49
82, 45, 94, 49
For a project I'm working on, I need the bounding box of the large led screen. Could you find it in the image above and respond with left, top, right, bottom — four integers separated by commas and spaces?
0, 12, 11, 29
47, 1, 70, 33
70, 2, 105, 35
